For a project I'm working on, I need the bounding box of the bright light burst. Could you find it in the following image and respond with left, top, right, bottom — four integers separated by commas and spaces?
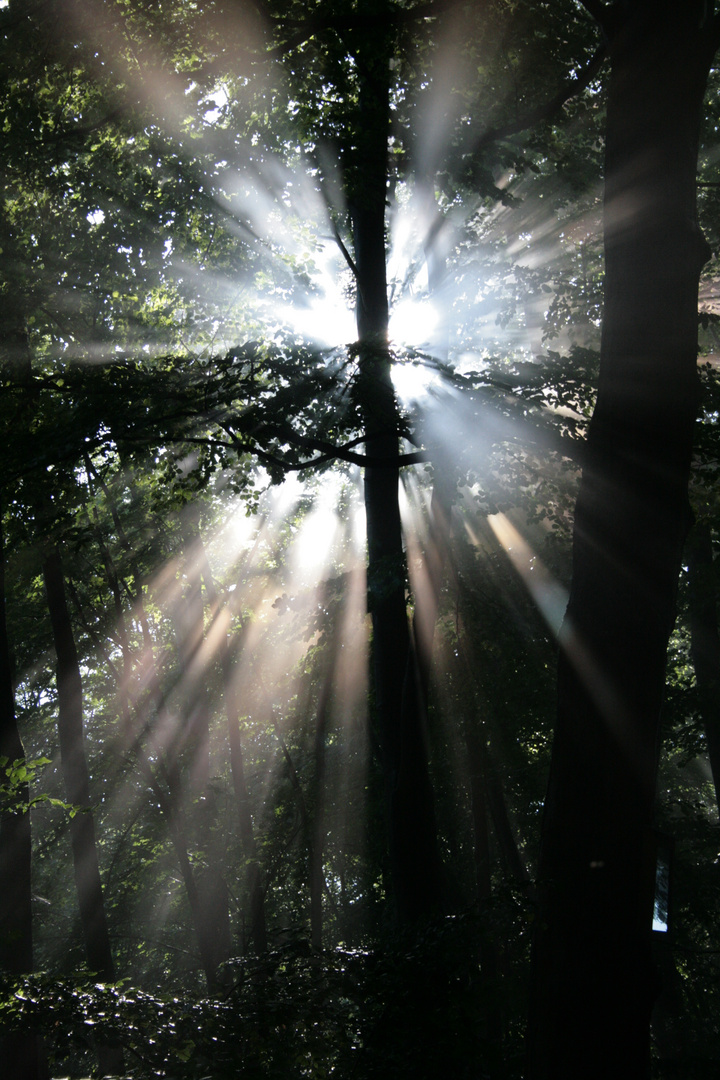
19, 0, 603, 986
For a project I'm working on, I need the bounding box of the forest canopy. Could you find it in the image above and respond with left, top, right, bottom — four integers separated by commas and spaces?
2, 1, 720, 1078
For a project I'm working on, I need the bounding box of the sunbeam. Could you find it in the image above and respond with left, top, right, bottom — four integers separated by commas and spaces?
485, 513, 569, 637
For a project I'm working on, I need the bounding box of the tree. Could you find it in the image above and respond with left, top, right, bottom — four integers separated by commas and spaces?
0, 512, 44, 1080
528, 4, 720, 1077
3, 0, 720, 1074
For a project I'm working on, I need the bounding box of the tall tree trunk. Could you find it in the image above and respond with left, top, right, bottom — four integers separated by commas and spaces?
192, 524, 268, 953
0, 512, 44, 1080
309, 589, 343, 950
687, 519, 720, 810
528, 6, 715, 1078
42, 547, 124, 1077
352, 12, 443, 923
43, 548, 116, 982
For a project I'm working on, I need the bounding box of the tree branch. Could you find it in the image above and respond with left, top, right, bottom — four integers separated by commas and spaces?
124, 427, 428, 472
472, 41, 608, 155
330, 220, 359, 278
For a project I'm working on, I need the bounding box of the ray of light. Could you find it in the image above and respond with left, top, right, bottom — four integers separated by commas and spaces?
291, 481, 343, 584
485, 513, 568, 637
484, 513, 645, 764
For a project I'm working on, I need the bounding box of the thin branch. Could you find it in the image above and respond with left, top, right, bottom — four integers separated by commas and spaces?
118, 428, 427, 471
52, 106, 128, 144
473, 41, 608, 155
331, 220, 359, 279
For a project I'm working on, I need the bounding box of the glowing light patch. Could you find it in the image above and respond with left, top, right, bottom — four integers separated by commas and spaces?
269, 474, 305, 521
291, 475, 345, 580
207, 499, 260, 566
391, 360, 439, 403
293, 504, 339, 577
390, 297, 438, 348
203, 85, 229, 125
270, 297, 355, 349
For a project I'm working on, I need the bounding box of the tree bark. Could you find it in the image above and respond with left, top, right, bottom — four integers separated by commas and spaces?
528, 6, 715, 1078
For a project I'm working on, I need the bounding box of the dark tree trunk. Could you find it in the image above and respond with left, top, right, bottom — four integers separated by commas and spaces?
225, 669, 268, 954
43, 548, 116, 982
687, 520, 720, 811
309, 672, 330, 951
351, 15, 443, 924
0, 513, 44, 1079
42, 547, 123, 1076
309, 589, 343, 950
528, 6, 715, 1078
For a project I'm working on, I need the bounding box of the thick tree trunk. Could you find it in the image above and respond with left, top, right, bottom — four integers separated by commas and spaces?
352, 19, 443, 923
528, 7, 713, 1078
0, 514, 44, 1080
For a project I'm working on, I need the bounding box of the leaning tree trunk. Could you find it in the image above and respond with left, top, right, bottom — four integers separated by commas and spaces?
528, 6, 715, 1079
351, 19, 443, 923
0, 511, 44, 1080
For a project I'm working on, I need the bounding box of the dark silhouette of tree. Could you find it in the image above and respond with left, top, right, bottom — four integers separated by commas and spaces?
528, 4, 720, 1077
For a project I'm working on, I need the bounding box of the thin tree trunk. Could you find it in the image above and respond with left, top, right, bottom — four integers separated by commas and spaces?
352, 14, 443, 923
528, 7, 714, 1077
42, 547, 123, 1077
173, 519, 212, 798
0, 512, 44, 1080
79, 506, 231, 991
309, 599, 341, 950
464, 724, 504, 1077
